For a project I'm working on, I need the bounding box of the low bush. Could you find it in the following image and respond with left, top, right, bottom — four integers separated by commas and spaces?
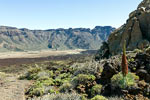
37, 76, 54, 86
48, 89, 56, 94
27, 76, 54, 97
59, 82, 72, 93
54, 73, 72, 86
72, 74, 96, 85
29, 87, 44, 96
23, 67, 42, 80
27, 81, 44, 96
111, 72, 139, 89
91, 84, 102, 97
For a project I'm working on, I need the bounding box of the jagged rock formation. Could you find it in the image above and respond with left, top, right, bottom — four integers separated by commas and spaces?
0, 26, 115, 51
107, 0, 150, 55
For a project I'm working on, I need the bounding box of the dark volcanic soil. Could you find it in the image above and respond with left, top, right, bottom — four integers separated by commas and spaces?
0, 50, 97, 67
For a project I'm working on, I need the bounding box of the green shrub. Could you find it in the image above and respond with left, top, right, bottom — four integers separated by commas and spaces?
28, 67, 42, 74
48, 89, 55, 94
37, 70, 53, 78
32, 81, 44, 88
55, 70, 61, 75
81, 95, 87, 100
91, 84, 102, 97
29, 87, 44, 96
56, 73, 72, 80
25, 67, 42, 80
27, 76, 54, 97
91, 95, 108, 100
54, 78, 63, 86
46, 70, 54, 77
54, 73, 72, 86
59, 82, 72, 93
28, 81, 44, 96
23, 66, 54, 80
111, 72, 139, 89
37, 77, 54, 86
37, 76, 51, 81
72, 74, 96, 85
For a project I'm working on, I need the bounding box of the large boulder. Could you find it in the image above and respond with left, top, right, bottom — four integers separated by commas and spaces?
107, 0, 150, 55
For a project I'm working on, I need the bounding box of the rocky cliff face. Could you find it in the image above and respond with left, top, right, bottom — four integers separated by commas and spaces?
108, 0, 150, 55
0, 26, 115, 51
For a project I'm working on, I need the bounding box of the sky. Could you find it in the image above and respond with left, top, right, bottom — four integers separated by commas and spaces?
0, 0, 143, 30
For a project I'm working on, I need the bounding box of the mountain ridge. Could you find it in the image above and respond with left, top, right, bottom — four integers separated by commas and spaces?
0, 25, 115, 52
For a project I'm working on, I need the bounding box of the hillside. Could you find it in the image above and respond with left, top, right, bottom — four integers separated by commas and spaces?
0, 26, 115, 52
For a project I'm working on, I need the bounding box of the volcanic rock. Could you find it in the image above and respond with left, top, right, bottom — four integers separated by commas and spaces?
107, 0, 150, 55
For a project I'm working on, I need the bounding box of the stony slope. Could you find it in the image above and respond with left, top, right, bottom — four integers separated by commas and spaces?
107, 0, 150, 55
0, 26, 115, 52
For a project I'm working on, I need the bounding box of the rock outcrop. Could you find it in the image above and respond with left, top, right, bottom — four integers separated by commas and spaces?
107, 0, 150, 55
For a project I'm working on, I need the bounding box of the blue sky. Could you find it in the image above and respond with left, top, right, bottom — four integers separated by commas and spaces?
0, 0, 142, 29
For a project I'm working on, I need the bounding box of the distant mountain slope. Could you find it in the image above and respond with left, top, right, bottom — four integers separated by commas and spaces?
0, 26, 115, 51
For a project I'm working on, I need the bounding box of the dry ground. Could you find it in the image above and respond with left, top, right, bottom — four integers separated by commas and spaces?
0, 49, 85, 59
0, 73, 32, 100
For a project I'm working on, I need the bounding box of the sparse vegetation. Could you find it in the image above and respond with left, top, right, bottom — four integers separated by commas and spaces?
1, 46, 150, 100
